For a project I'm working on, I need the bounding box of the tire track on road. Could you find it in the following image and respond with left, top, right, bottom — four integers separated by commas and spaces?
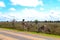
0, 34, 18, 40
1, 31, 47, 40
0, 32, 30, 40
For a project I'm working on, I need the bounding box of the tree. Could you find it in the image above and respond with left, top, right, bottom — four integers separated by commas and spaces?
12, 19, 16, 28
22, 19, 25, 30
22, 19, 25, 25
34, 20, 38, 24
34, 20, 39, 32
22, 19, 25, 22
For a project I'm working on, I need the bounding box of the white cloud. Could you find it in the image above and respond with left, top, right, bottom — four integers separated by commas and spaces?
10, 0, 43, 7
0, 8, 48, 21
9, 8, 16, 11
0, 9, 60, 21
7, 9, 60, 21
0, 1, 5, 7
49, 10, 60, 20
50, 10, 60, 16
2, 8, 49, 21
39, 0, 43, 6
40, 8, 44, 10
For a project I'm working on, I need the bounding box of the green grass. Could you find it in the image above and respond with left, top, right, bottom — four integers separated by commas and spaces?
0, 28, 60, 38
25, 31, 60, 38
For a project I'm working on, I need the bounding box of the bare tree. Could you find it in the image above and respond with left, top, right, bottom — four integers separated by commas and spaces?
12, 19, 16, 28
22, 19, 25, 30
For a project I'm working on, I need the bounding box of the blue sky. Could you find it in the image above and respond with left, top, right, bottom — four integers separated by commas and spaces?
0, 0, 60, 21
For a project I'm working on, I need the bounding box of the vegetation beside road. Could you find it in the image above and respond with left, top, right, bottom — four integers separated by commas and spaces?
0, 19, 60, 37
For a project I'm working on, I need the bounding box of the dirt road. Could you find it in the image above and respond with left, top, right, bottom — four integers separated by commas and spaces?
0, 29, 59, 40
